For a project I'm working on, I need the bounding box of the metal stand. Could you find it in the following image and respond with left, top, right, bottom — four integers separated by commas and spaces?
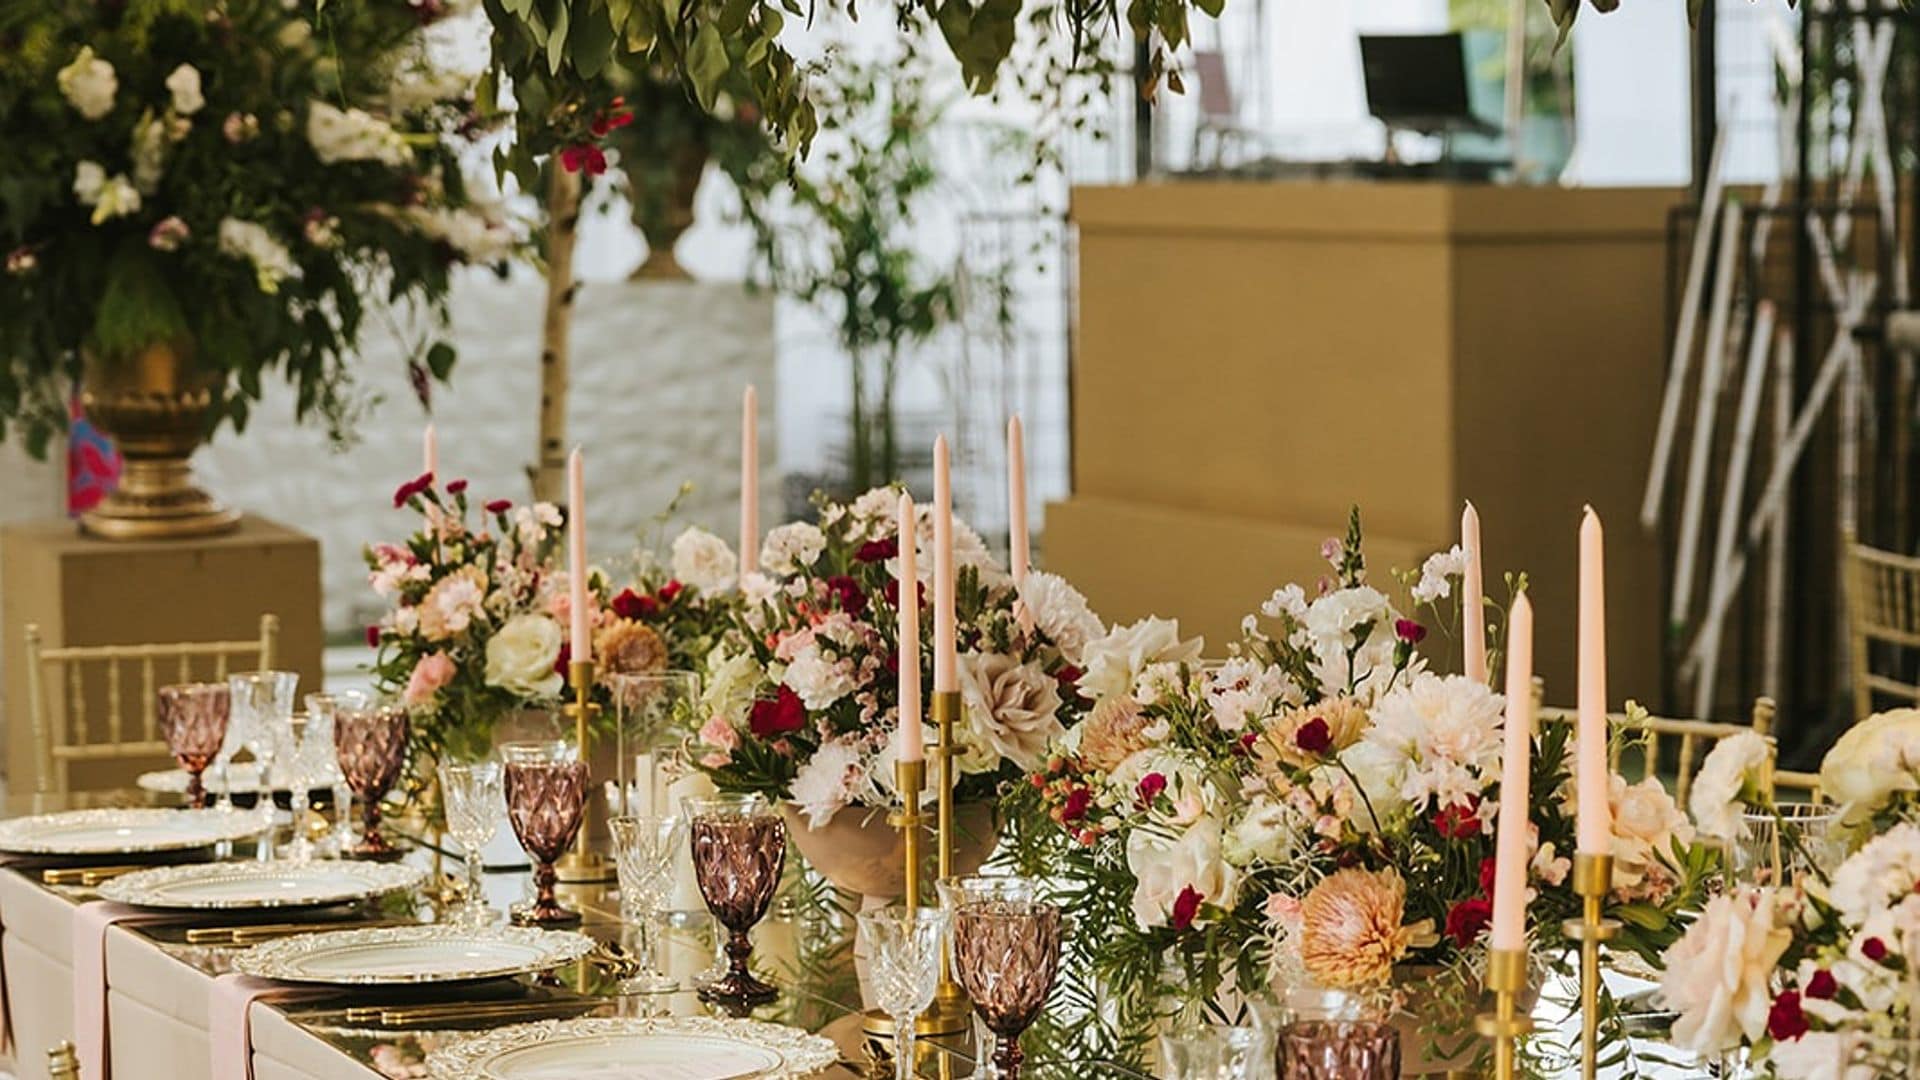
927, 690, 971, 1033
555, 659, 613, 883
1560, 853, 1619, 1080
1475, 947, 1534, 1080
864, 759, 929, 1040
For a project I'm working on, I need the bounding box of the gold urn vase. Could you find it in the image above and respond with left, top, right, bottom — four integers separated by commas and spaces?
79, 342, 240, 540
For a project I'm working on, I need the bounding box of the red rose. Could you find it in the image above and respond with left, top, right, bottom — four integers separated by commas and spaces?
1864, 937, 1890, 962
559, 143, 607, 176
1394, 618, 1427, 644
826, 575, 867, 617
1171, 886, 1203, 931
1137, 772, 1167, 804
855, 537, 899, 563
1477, 855, 1498, 895
1434, 797, 1484, 840
1766, 991, 1809, 1042
553, 641, 571, 677
365, 625, 381, 648
446, 478, 468, 495
1445, 897, 1493, 947
1061, 786, 1092, 822
1294, 716, 1333, 755
485, 498, 512, 515
1805, 969, 1838, 1000
611, 588, 657, 621
749, 687, 807, 738
658, 580, 684, 603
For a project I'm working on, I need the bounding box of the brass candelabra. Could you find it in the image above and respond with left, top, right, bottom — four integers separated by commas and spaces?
863, 757, 928, 1039
1476, 947, 1533, 1080
1562, 852, 1618, 1080
928, 689, 972, 1033
554, 658, 613, 883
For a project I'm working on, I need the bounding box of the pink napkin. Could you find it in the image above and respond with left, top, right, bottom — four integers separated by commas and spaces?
72, 900, 180, 1080
209, 973, 334, 1080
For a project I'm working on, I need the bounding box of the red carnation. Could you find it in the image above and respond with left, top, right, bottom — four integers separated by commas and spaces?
1766, 991, 1809, 1042
1477, 855, 1498, 895
826, 575, 867, 616
559, 143, 607, 176
1054, 665, 1083, 689
658, 580, 684, 603
856, 537, 899, 563
392, 472, 433, 507
1061, 786, 1092, 822
1805, 969, 1838, 1000
1434, 796, 1484, 840
1137, 772, 1167, 804
446, 478, 468, 495
1864, 937, 1890, 962
1294, 716, 1333, 755
1171, 886, 1203, 931
365, 625, 381, 648
1394, 618, 1427, 644
553, 641, 571, 677
1445, 897, 1493, 947
485, 498, 512, 515
749, 687, 807, 738
611, 588, 657, 621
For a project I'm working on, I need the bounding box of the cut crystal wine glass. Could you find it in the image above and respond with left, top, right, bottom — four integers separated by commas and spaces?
859, 906, 950, 1080
609, 814, 689, 994
438, 760, 505, 926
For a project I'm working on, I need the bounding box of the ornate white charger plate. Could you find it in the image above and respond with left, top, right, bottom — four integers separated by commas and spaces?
97, 860, 424, 911
233, 924, 596, 986
426, 1016, 840, 1080
137, 762, 343, 796
0, 808, 264, 856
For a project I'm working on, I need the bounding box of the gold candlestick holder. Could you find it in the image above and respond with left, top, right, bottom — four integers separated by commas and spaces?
1561, 852, 1618, 1080
1475, 947, 1533, 1080
864, 758, 929, 1040
554, 659, 613, 883
926, 689, 972, 1033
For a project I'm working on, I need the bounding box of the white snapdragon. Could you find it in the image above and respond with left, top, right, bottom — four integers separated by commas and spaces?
73, 162, 141, 226
57, 47, 118, 120
217, 218, 298, 294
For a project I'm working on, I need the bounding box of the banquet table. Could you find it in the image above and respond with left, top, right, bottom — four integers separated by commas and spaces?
0, 791, 1154, 1080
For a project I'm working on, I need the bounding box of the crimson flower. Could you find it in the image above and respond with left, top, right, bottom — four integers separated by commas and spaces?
826, 575, 867, 616
1394, 618, 1427, 644
589, 98, 634, 137
1445, 897, 1492, 947
1137, 772, 1167, 804
1054, 665, 1083, 688
1171, 886, 1203, 931
364, 625, 381, 648
1864, 937, 1890, 962
559, 143, 608, 176
856, 536, 899, 563
392, 472, 433, 507
446, 478, 468, 495
658, 580, 684, 603
1477, 855, 1498, 895
611, 588, 657, 621
553, 641, 571, 677
1294, 716, 1333, 755
1433, 796, 1484, 839
1061, 786, 1092, 822
749, 687, 807, 738
1766, 991, 1809, 1042
485, 498, 512, 515
1805, 969, 1838, 1000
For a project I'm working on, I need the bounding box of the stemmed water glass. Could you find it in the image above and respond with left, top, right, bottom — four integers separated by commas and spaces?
502, 740, 590, 926
685, 792, 786, 1009
157, 682, 229, 810
1160, 1025, 1275, 1080
438, 761, 505, 926
334, 701, 409, 857
940, 876, 1062, 1080
229, 671, 297, 856
609, 814, 690, 994
304, 690, 365, 855
859, 906, 950, 1080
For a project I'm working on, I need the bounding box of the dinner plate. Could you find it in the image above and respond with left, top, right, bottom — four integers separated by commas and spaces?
97, 860, 423, 911
0, 808, 264, 856
136, 762, 343, 796
233, 924, 596, 985
427, 1017, 840, 1080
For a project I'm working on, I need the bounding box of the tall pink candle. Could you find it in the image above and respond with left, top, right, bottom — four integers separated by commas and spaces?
740, 385, 759, 576
897, 493, 924, 762
1007, 415, 1029, 587
1462, 501, 1487, 684
1576, 508, 1612, 854
933, 435, 957, 692
568, 448, 590, 664
1490, 592, 1534, 953
422, 423, 438, 478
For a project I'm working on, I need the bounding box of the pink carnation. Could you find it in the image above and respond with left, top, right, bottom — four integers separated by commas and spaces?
402, 651, 455, 707
699, 713, 740, 758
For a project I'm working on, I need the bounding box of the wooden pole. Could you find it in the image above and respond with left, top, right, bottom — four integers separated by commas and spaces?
1670, 202, 1745, 628
533, 166, 583, 504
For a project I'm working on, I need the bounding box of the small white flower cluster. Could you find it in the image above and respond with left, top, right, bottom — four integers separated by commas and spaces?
57, 47, 118, 121
306, 101, 412, 167
72, 162, 140, 226
217, 218, 298, 294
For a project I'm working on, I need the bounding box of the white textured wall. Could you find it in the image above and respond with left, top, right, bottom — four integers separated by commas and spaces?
196, 271, 777, 635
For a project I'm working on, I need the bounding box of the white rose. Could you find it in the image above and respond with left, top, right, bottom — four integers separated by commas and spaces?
1820, 708, 1920, 830
1608, 774, 1694, 899
1078, 617, 1203, 702
1764, 1031, 1864, 1080
670, 527, 738, 594
1689, 730, 1773, 842
760, 522, 826, 576
1019, 570, 1104, 665
57, 47, 117, 120
1224, 797, 1303, 867
1826, 822, 1920, 926
483, 613, 564, 699
1656, 887, 1792, 1053
956, 651, 1063, 772
164, 64, 204, 115
1126, 816, 1238, 930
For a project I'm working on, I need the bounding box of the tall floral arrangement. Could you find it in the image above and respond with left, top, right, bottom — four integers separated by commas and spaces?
693, 486, 1101, 828
1001, 511, 1715, 1068
0, 0, 515, 452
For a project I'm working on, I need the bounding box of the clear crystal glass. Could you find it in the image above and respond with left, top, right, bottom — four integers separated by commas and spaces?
438, 760, 505, 926
1735, 801, 1843, 886
608, 671, 700, 816
860, 906, 949, 1080
1160, 1024, 1275, 1080
228, 670, 297, 857
609, 814, 690, 994
301, 690, 364, 858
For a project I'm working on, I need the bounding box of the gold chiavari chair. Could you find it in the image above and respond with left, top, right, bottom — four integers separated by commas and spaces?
1844, 528, 1920, 722
1539, 694, 1816, 805
23, 614, 279, 796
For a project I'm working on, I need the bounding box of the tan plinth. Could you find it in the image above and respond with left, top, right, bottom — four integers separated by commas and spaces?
0, 515, 323, 792
1055, 181, 1676, 703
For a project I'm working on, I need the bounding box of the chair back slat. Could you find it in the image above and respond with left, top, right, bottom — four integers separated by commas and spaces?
140, 656, 157, 742
1539, 696, 1815, 803
1848, 532, 1920, 719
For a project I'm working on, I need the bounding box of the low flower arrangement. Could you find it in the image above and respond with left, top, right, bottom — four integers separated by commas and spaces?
1000, 512, 1715, 1069
693, 487, 1102, 828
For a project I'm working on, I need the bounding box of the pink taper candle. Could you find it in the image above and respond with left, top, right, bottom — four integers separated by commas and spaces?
897, 493, 925, 762
933, 435, 957, 692
1007, 415, 1029, 587
422, 423, 438, 478
1490, 592, 1534, 953
740, 385, 759, 576
1576, 507, 1611, 854
1462, 502, 1487, 684
567, 448, 590, 663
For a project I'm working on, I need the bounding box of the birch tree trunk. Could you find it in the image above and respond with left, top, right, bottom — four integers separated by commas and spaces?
532, 165, 583, 503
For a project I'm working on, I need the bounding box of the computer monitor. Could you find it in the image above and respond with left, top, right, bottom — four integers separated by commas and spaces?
1359, 33, 1498, 137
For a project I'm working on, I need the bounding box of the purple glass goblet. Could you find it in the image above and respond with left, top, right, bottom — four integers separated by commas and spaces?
334, 703, 409, 857
502, 741, 589, 927
157, 683, 229, 809
685, 793, 786, 1009
945, 878, 1062, 1080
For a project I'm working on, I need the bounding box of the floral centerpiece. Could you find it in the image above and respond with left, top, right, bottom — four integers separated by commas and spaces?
692, 486, 1100, 893
1001, 512, 1715, 1069
0, 0, 514, 535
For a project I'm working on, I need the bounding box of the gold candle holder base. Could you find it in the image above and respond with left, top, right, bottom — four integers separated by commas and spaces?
556, 659, 615, 884
930, 690, 971, 1020
1561, 852, 1618, 1080
1475, 947, 1534, 1080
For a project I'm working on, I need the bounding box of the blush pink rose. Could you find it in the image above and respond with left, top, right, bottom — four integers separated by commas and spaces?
699, 713, 740, 759
403, 651, 456, 707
